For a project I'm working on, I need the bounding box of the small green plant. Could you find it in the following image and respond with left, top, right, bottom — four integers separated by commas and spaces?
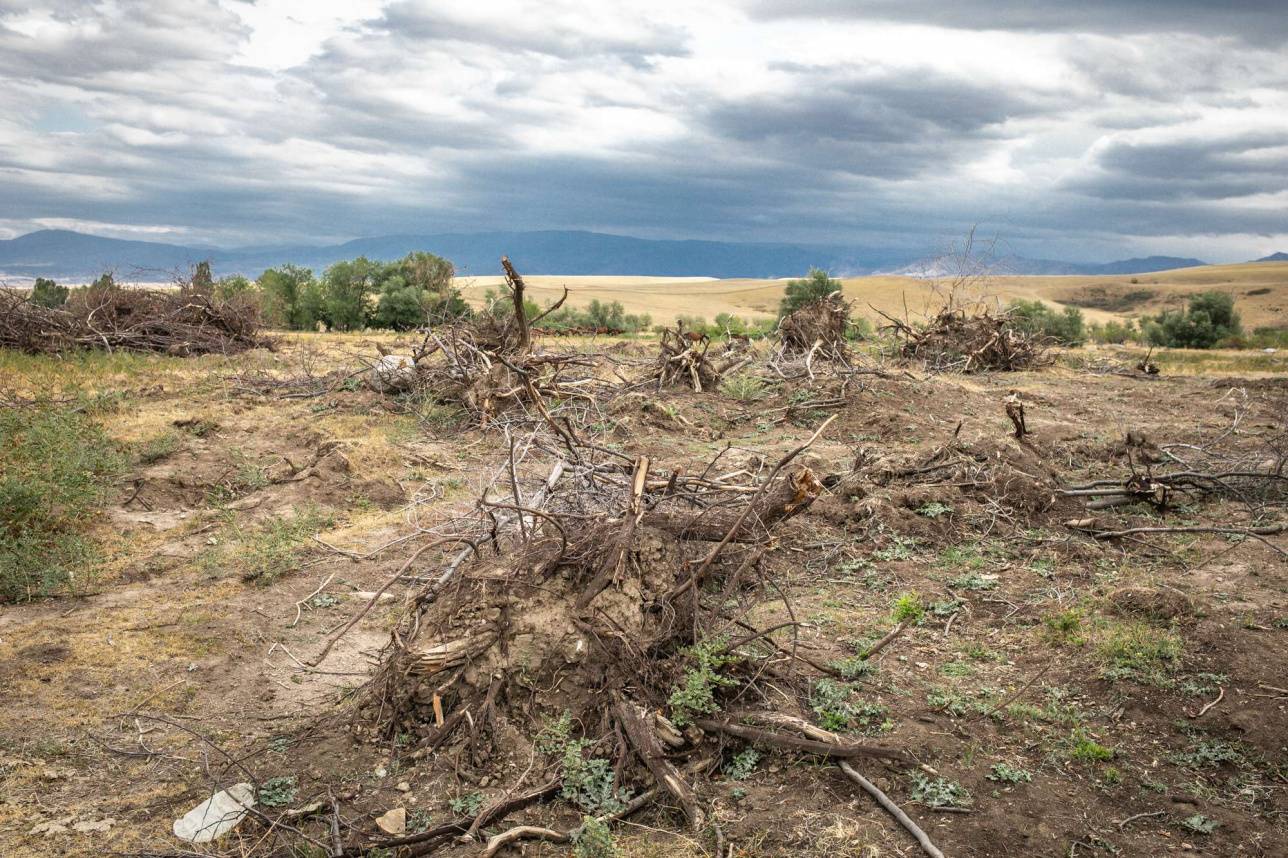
874, 537, 918, 562
724, 748, 760, 781
1180, 813, 1219, 835
668, 637, 738, 726
891, 592, 924, 624
258, 776, 298, 807
909, 772, 971, 808
536, 710, 574, 755
719, 374, 767, 402
561, 743, 630, 815
810, 679, 887, 733
1170, 740, 1243, 769
927, 689, 970, 717
949, 571, 997, 591
407, 809, 434, 834
987, 763, 1032, 784
828, 656, 877, 679
574, 816, 620, 858
136, 431, 181, 464
449, 791, 484, 816
239, 505, 334, 584
1101, 766, 1122, 785
915, 501, 953, 519
1098, 621, 1182, 684
1043, 609, 1085, 646
1068, 731, 1115, 763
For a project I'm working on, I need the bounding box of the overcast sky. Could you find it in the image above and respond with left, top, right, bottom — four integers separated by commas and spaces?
2, 1, 1286, 261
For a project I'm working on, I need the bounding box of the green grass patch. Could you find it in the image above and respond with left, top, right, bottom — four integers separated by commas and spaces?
220, 505, 335, 584
1, 402, 126, 601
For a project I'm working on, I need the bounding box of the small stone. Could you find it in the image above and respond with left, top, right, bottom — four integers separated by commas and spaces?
375, 807, 406, 836
396, 781, 410, 793
374, 767, 387, 778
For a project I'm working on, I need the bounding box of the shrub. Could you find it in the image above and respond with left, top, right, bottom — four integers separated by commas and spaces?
779, 268, 842, 319
1145, 291, 1241, 349
668, 637, 738, 726
1088, 318, 1142, 344
719, 374, 767, 401
30, 277, 69, 308
1007, 299, 1085, 345
1, 404, 125, 602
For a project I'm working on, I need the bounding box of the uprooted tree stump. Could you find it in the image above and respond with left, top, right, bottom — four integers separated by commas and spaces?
324, 416, 927, 854
653, 324, 753, 391
777, 292, 851, 361
882, 307, 1051, 372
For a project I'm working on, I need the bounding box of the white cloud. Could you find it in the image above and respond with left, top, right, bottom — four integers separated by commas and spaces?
0, 0, 1285, 260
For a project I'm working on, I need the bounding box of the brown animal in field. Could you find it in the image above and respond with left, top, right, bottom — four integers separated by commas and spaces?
676, 319, 710, 348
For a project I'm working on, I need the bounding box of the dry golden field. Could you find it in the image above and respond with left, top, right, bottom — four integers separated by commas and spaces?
457, 261, 1288, 329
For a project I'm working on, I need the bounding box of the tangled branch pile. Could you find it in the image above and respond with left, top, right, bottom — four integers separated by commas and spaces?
652, 324, 753, 391
415, 326, 605, 424
314, 417, 923, 854
777, 292, 851, 358
886, 308, 1051, 372
0, 285, 269, 356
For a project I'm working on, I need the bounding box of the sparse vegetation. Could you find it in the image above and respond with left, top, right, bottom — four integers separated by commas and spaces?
0, 402, 125, 601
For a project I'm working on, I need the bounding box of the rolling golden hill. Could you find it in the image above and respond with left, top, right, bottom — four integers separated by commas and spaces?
457, 261, 1288, 329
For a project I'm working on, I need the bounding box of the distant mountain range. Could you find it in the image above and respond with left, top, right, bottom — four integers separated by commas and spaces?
1255, 251, 1288, 262
0, 228, 1276, 282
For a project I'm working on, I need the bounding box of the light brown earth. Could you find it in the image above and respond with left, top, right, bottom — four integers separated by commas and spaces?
0, 332, 1285, 858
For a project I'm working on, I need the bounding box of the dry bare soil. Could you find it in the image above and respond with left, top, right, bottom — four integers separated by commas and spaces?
1, 333, 1285, 858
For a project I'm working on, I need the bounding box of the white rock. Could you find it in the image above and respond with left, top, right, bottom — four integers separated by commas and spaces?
366, 354, 418, 393
173, 783, 256, 843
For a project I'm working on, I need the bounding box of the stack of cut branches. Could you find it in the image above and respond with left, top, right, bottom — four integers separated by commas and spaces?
777, 292, 851, 361
310, 415, 939, 856
652, 324, 753, 391
883, 307, 1051, 372
416, 325, 605, 424
0, 284, 270, 355
402, 257, 614, 425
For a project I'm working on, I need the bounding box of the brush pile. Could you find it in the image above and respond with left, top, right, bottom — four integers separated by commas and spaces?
777, 292, 851, 358
652, 324, 753, 391
886, 308, 1050, 372
406, 258, 612, 424
0, 283, 269, 356
323, 417, 916, 854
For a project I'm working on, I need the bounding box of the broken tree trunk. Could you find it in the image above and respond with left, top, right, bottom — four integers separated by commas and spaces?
501, 256, 531, 354
642, 466, 823, 541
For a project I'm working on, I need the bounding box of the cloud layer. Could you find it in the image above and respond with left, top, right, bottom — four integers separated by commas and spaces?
1, 0, 1285, 261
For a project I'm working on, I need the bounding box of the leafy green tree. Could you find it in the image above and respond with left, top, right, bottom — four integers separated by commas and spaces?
779, 268, 841, 318
320, 257, 381, 331
258, 264, 317, 330
30, 277, 68, 308
214, 274, 254, 301
1146, 291, 1241, 349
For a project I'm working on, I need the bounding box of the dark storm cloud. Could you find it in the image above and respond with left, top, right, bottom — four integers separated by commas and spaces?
703, 65, 1048, 178
1065, 131, 1288, 202
2, 1, 1287, 259
744, 1, 1288, 44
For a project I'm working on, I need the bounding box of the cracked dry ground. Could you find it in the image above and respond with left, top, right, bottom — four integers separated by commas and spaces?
1, 337, 1285, 858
